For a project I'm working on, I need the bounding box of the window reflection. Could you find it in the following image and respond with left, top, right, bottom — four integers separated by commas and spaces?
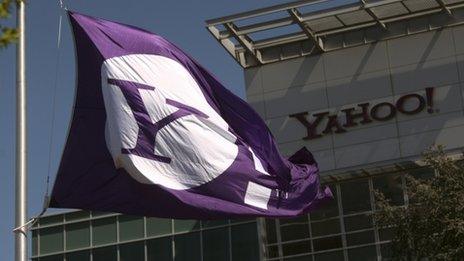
344, 214, 372, 232
40, 226, 63, 254
92, 217, 117, 246
266, 245, 280, 259
379, 227, 394, 242
92, 246, 117, 261
312, 236, 343, 251
310, 185, 338, 220
409, 167, 435, 180
231, 223, 260, 261
173, 219, 201, 233
347, 246, 377, 261
265, 219, 278, 244
174, 232, 201, 261
280, 222, 310, 242
203, 227, 230, 261
146, 217, 172, 236
373, 175, 404, 206
147, 237, 173, 261
120, 242, 144, 261
346, 230, 375, 246
282, 240, 311, 256
341, 180, 371, 214
66, 250, 90, 261
380, 243, 392, 259
66, 221, 90, 250
311, 218, 340, 237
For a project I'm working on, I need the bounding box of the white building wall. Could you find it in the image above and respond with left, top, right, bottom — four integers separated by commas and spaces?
245, 26, 464, 173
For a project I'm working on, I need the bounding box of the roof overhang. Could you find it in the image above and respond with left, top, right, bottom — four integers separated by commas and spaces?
206, 0, 464, 68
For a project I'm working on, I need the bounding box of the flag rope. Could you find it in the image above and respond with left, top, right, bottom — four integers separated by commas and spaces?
13, 1, 66, 234
58, 0, 68, 10
43, 0, 67, 215
44, 0, 65, 209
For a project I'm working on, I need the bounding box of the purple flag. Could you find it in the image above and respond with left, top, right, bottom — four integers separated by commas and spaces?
49, 11, 332, 219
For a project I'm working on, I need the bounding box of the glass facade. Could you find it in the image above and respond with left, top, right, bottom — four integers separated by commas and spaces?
32, 168, 433, 261
261, 169, 436, 261
31, 212, 258, 261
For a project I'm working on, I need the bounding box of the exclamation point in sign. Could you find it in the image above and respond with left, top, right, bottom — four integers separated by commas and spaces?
426, 87, 434, 113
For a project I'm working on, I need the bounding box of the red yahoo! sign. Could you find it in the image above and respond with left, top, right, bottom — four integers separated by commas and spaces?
289, 87, 435, 140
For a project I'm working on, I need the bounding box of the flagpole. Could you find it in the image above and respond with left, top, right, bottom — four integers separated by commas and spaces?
15, 0, 27, 260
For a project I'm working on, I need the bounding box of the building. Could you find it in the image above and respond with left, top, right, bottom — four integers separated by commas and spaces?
32, 0, 464, 260
30, 211, 259, 261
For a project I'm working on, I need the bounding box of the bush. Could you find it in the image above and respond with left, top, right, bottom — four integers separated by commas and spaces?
374, 147, 464, 260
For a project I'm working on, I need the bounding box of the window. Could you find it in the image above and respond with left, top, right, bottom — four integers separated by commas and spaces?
280, 215, 310, 242
282, 240, 311, 256
266, 245, 280, 259
265, 219, 278, 244
344, 214, 372, 232
347, 245, 377, 261
40, 226, 63, 254
39, 215, 63, 226
409, 167, 434, 180
147, 237, 173, 261
39, 255, 63, 261
174, 232, 201, 261
91, 211, 112, 217
92, 246, 117, 261
373, 175, 404, 206
258, 175, 413, 260
312, 236, 342, 251
146, 217, 172, 237
311, 218, 340, 237
66, 250, 90, 261
346, 230, 375, 246
120, 242, 145, 261
203, 227, 230, 261
173, 219, 200, 233
202, 219, 228, 228
230, 218, 254, 224
341, 180, 371, 214
310, 185, 338, 220
65, 211, 90, 222
280, 215, 307, 225
379, 227, 394, 242
32, 230, 38, 256
231, 223, 260, 261
35, 173, 415, 261
66, 221, 90, 250
119, 215, 144, 241
380, 243, 392, 259
92, 217, 117, 246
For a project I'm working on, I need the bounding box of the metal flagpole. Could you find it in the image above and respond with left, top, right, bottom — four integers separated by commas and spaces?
15, 0, 27, 260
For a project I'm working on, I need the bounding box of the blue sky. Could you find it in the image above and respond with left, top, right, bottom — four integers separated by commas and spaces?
0, 0, 293, 258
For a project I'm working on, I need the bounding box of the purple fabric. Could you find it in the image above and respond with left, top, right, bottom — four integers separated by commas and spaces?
49, 11, 332, 219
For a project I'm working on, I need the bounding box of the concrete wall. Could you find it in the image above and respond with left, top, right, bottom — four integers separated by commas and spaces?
245, 26, 464, 173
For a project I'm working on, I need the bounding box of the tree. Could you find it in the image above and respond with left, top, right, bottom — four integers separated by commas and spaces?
374, 147, 464, 260
0, 0, 18, 48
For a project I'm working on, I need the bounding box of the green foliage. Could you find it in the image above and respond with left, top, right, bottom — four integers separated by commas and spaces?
374, 146, 464, 260
0, 0, 18, 48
